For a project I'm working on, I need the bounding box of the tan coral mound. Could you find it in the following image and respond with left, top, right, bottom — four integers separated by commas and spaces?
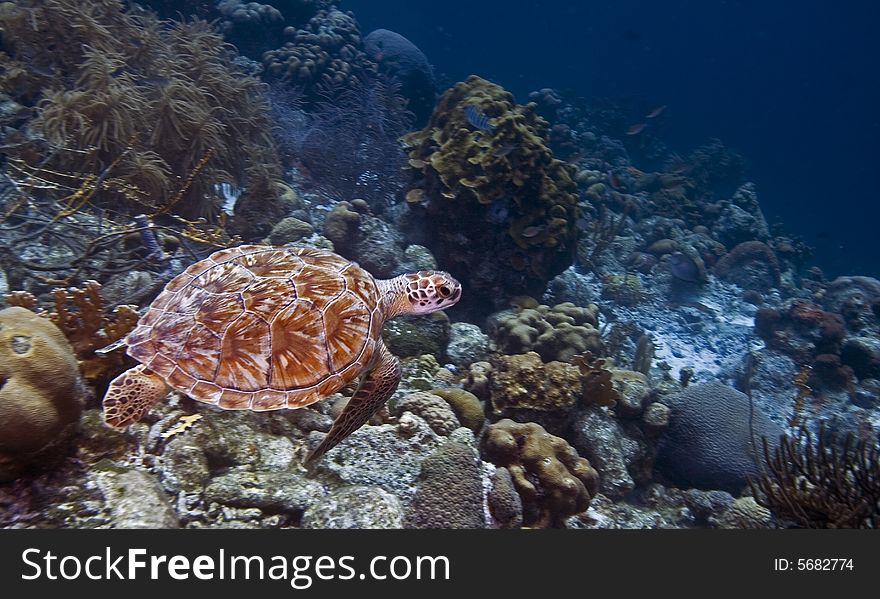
481, 418, 599, 527
0, 307, 85, 480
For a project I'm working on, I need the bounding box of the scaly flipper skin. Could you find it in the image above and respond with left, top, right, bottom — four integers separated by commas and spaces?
305, 341, 402, 464
103, 364, 169, 428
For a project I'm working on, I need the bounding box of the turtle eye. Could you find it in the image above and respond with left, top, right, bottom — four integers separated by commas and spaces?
438, 285, 451, 297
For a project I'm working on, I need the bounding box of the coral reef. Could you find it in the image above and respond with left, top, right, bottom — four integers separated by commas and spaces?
382, 313, 450, 359
429, 388, 485, 432
488, 300, 601, 363
486, 467, 524, 528
269, 77, 413, 211
403, 76, 580, 308
0, 0, 282, 222
822, 276, 880, 334
755, 299, 846, 365
390, 392, 460, 436
751, 425, 880, 528
216, 0, 285, 58
711, 183, 770, 248
405, 440, 485, 528
363, 29, 435, 125
574, 352, 625, 410
322, 200, 404, 277
7, 280, 138, 387
572, 408, 647, 499
601, 273, 650, 306
488, 352, 581, 433
445, 322, 491, 367
303, 485, 403, 529
714, 241, 781, 290
711, 496, 774, 529
481, 419, 599, 527
263, 8, 376, 104
655, 381, 782, 493
0, 307, 84, 480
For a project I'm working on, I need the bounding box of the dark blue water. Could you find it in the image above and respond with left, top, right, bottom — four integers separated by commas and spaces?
346, 0, 880, 280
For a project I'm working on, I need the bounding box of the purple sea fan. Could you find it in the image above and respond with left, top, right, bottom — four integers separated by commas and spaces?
269, 77, 414, 212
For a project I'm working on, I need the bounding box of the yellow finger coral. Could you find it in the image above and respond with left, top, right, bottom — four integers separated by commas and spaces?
0, 307, 85, 481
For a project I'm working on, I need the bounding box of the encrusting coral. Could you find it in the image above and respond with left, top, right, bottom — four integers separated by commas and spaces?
403, 75, 580, 306
488, 352, 581, 432
481, 419, 599, 527
0, 307, 85, 481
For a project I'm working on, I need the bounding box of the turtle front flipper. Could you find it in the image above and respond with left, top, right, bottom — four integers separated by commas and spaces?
306, 342, 402, 465
103, 364, 169, 428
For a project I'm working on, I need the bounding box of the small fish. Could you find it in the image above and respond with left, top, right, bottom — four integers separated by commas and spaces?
626, 123, 647, 136
493, 143, 516, 157
645, 105, 667, 119
464, 105, 495, 133
521, 226, 544, 238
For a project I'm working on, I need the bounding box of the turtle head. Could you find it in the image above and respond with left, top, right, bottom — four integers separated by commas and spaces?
385, 271, 461, 317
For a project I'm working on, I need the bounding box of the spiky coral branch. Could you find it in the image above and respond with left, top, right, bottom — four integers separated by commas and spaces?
750, 425, 880, 528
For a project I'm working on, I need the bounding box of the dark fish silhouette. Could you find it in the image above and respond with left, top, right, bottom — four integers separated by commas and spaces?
626, 123, 647, 135
464, 105, 495, 133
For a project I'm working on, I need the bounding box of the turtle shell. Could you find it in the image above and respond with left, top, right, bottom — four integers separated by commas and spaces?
124, 246, 384, 411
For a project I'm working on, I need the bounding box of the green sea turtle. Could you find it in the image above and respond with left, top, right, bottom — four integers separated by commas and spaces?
102, 245, 461, 463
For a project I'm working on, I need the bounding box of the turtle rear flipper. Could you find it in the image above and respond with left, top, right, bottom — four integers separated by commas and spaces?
305, 342, 401, 465
103, 364, 169, 428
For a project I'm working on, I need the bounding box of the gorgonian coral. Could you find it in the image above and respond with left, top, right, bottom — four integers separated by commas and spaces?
269, 77, 413, 211
752, 425, 880, 528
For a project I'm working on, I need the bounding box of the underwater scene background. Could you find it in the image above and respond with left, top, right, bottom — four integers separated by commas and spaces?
0, 0, 877, 529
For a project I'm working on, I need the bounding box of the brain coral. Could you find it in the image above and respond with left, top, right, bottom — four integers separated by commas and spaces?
0, 307, 84, 481
655, 380, 782, 494
403, 75, 580, 308
481, 418, 599, 527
